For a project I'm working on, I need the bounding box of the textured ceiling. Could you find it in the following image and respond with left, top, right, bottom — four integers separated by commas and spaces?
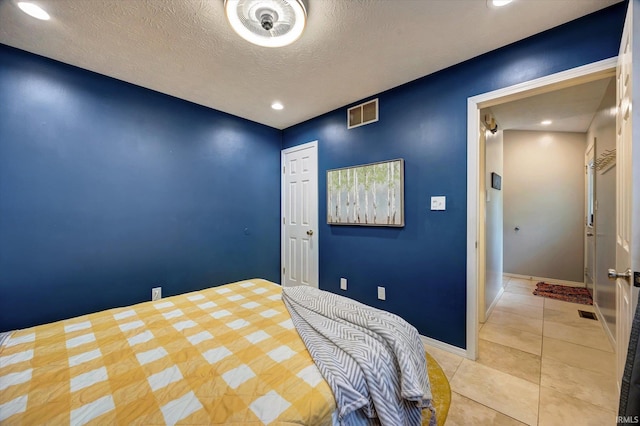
487, 77, 614, 133
0, 0, 622, 129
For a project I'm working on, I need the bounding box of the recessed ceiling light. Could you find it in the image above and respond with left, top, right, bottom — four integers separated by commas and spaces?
491, 0, 514, 6
17, 2, 50, 20
541, 120, 552, 125
271, 102, 284, 110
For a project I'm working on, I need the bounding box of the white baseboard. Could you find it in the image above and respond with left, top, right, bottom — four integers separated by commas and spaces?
503, 273, 584, 288
484, 286, 504, 323
420, 335, 469, 359
593, 303, 616, 351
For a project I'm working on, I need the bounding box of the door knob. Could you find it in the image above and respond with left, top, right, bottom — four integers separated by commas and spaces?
607, 268, 631, 280
307, 230, 314, 236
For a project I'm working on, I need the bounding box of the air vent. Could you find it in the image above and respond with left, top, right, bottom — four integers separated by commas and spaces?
578, 310, 598, 320
347, 98, 378, 129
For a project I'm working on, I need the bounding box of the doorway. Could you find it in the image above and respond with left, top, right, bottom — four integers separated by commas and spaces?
281, 140, 319, 288
466, 60, 622, 418
477, 73, 618, 354
466, 58, 617, 360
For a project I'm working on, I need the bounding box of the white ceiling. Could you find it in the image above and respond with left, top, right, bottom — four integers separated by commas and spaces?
0, 0, 621, 130
486, 76, 614, 133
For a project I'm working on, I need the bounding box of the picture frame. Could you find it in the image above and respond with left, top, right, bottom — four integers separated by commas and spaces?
491, 172, 502, 190
327, 159, 404, 227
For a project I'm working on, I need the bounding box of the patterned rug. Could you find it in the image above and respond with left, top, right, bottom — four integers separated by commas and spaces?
532, 282, 593, 305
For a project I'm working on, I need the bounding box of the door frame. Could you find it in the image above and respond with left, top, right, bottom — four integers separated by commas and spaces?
466, 57, 617, 360
281, 140, 319, 287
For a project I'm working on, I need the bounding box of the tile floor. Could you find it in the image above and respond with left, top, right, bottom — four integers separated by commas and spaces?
424, 277, 618, 425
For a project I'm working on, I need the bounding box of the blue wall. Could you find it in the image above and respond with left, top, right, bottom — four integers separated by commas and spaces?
0, 45, 282, 332
282, 3, 627, 348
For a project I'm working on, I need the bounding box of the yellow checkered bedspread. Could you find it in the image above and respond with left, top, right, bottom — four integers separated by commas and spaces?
0, 279, 336, 425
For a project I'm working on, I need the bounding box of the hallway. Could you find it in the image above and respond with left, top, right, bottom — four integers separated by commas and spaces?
425, 277, 617, 425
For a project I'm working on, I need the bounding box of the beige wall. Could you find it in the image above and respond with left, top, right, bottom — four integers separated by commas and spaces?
503, 130, 586, 282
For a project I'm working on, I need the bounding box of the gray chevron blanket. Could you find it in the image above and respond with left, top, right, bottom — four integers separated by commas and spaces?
282, 285, 435, 426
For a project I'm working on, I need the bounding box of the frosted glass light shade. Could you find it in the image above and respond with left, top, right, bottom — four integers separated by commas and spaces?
224, 0, 307, 48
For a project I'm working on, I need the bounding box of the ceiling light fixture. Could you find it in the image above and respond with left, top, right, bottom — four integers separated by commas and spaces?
17, 2, 50, 20
491, 0, 514, 6
271, 102, 284, 110
224, 0, 307, 48
541, 120, 552, 125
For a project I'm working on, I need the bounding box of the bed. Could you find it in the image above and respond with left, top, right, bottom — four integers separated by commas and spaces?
0, 279, 449, 425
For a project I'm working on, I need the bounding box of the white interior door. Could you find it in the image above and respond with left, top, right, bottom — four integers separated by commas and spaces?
281, 141, 318, 288
614, 1, 639, 392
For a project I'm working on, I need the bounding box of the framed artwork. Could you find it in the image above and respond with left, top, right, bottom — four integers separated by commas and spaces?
491, 172, 502, 190
327, 159, 404, 226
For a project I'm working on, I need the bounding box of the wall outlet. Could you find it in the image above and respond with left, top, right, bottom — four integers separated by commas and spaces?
430, 196, 446, 211
377, 286, 386, 300
340, 278, 347, 290
152, 287, 162, 301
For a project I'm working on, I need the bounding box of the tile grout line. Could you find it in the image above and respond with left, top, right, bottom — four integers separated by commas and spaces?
537, 296, 546, 425
453, 391, 530, 426
481, 322, 543, 356
540, 324, 615, 353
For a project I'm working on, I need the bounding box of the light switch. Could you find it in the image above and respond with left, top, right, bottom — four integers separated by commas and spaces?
430, 196, 446, 211
340, 278, 347, 290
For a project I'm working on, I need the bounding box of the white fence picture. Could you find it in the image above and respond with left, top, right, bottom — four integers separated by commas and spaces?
327, 159, 404, 226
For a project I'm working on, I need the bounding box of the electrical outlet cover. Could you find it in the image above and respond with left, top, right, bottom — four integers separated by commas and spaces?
340, 278, 347, 290
152, 287, 162, 301
430, 196, 446, 211
377, 286, 386, 300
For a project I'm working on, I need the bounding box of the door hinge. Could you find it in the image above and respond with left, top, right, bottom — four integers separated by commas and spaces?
475, 241, 478, 249
283, 217, 285, 224
283, 166, 285, 174
282, 267, 285, 275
